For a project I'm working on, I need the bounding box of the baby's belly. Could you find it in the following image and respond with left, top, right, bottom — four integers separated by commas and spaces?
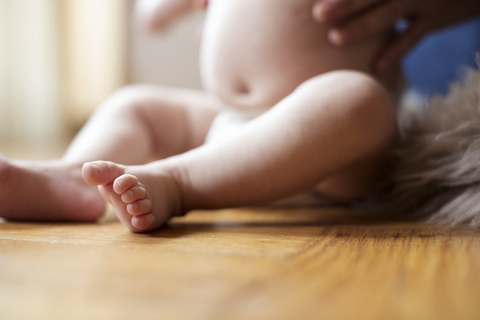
200, 0, 382, 111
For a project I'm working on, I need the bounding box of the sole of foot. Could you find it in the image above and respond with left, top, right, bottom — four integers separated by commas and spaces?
82, 161, 183, 233
0, 154, 105, 222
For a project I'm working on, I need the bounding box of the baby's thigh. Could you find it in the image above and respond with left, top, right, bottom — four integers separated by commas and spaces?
287, 71, 397, 201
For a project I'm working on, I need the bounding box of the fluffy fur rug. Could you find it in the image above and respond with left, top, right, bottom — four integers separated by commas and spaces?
384, 65, 480, 227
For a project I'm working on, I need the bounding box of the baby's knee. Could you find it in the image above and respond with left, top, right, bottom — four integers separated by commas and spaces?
100, 84, 166, 115
296, 70, 398, 145
297, 70, 394, 111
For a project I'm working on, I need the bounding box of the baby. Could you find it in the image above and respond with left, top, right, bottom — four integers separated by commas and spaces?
0, 0, 398, 232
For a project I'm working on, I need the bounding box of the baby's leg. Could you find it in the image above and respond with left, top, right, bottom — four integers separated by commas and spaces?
0, 86, 217, 221
64, 85, 218, 164
83, 70, 397, 232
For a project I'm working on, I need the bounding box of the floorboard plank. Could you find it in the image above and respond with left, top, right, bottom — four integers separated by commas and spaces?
210, 224, 480, 320
1, 208, 336, 320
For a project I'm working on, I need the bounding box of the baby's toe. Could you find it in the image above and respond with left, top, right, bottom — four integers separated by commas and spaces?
131, 213, 155, 231
83, 161, 125, 186
113, 174, 138, 194
127, 199, 152, 215
121, 185, 147, 203
97, 184, 114, 204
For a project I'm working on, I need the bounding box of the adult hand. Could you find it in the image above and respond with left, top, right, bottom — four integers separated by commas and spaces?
135, 0, 207, 33
312, 0, 480, 71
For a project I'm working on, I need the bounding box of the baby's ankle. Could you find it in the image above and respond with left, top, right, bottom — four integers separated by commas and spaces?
156, 161, 192, 216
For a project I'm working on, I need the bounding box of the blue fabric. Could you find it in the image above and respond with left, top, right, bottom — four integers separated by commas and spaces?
402, 16, 480, 96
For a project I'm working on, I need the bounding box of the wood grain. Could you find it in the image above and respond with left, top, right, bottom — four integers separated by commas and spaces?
1, 207, 479, 320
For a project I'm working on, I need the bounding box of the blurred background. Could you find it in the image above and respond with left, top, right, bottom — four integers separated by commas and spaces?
1, 0, 479, 156
0, 0, 204, 150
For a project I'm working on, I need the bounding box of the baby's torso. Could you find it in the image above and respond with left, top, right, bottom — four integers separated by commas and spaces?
200, 0, 387, 112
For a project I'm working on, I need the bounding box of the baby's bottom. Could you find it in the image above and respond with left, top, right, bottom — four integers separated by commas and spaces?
81, 70, 397, 232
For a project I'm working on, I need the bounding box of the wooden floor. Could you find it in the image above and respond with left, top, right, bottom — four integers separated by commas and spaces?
1, 143, 480, 320
2, 208, 480, 320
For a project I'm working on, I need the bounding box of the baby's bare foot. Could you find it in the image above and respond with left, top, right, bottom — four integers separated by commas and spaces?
0, 154, 105, 221
82, 161, 183, 232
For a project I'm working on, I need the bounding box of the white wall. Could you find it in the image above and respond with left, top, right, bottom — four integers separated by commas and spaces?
61, 0, 127, 123
0, 0, 128, 143
0, 0, 62, 143
128, 3, 204, 89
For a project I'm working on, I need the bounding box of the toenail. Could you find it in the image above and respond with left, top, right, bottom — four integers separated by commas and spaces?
88, 163, 100, 174
115, 179, 126, 190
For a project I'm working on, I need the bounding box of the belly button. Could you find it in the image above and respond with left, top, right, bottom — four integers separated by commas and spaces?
236, 82, 250, 95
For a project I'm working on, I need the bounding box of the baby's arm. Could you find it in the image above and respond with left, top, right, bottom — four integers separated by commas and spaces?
135, 0, 207, 32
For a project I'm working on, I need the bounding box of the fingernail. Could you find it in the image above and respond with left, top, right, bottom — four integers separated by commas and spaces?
328, 29, 345, 46
313, 3, 325, 22
313, 1, 333, 23
85, 163, 100, 175
114, 178, 125, 190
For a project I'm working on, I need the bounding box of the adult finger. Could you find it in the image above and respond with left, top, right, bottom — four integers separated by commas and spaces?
327, 0, 404, 45
193, 0, 208, 9
136, 0, 198, 33
375, 22, 427, 71
313, 0, 383, 24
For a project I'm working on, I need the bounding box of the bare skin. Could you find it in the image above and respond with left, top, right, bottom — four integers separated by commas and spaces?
141, 0, 480, 71
1, 0, 397, 232
83, 162, 181, 231
0, 86, 217, 222
312, 0, 480, 70
82, 71, 396, 233
0, 156, 104, 221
